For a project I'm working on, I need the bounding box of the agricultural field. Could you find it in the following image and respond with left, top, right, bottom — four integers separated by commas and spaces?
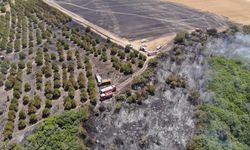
52, 0, 229, 49
165, 0, 250, 25
0, 0, 146, 141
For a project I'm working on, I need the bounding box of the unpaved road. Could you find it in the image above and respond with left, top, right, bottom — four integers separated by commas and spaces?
116, 43, 173, 93
164, 0, 250, 25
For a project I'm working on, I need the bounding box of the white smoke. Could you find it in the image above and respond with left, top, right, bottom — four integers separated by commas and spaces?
207, 33, 250, 61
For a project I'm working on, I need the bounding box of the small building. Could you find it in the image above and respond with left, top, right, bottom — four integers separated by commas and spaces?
100, 85, 116, 93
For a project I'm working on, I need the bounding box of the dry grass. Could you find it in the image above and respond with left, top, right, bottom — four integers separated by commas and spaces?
164, 0, 250, 25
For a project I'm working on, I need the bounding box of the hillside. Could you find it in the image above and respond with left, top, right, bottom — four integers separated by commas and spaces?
0, 0, 249, 150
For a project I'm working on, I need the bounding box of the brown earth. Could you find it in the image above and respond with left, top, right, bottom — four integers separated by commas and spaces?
164, 0, 250, 25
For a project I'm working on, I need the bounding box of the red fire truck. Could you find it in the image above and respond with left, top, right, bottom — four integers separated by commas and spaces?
100, 91, 113, 101
100, 85, 116, 93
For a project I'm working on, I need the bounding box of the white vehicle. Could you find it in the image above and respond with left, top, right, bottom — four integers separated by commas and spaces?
148, 51, 157, 56
0, 55, 4, 60
156, 45, 162, 50
95, 74, 102, 86
127, 44, 133, 49
141, 39, 147, 43
140, 46, 147, 52
195, 28, 202, 32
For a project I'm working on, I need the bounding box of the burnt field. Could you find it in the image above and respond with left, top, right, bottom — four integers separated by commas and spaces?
54, 0, 228, 40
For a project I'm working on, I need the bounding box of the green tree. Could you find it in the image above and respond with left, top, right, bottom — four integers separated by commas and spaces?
18, 120, 26, 130
24, 83, 31, 92
29, 114, 37, 124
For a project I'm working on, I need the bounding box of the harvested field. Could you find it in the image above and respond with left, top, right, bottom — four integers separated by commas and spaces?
164, 0, 250, 25
54, 0, 229, 42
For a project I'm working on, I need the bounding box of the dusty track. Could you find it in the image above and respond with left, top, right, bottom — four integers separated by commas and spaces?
164, 0, 250, 25
116, 42, 173, 93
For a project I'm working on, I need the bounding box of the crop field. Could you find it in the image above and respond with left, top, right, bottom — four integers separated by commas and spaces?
54, 0, 228, 42
0, 0, 146, 141
165, 0, 250, 25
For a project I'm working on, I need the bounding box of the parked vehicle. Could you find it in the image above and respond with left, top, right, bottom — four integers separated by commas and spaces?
0, 55, 4, 60
95, 74, 102, 86
147, 51, 157, 56
101, 79, 112, 86
100, 85, 116, 93
100, 91, 113, 101
156, 45, 162, 50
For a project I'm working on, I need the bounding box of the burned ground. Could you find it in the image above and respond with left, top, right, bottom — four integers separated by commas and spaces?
87, 30, 212, 150
54, 0, 228, 41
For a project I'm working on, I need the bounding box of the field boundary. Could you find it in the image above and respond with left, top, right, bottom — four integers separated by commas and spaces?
43, 0, 132, 49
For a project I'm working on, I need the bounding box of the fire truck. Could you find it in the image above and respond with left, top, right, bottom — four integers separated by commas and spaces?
147, 51, 157, 56
101, 79, 112, 86
100, 91, 113, 101
100, 85, 116, 93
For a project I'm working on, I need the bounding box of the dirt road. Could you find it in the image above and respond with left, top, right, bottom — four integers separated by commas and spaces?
164, 0, 250, 25
115, 43, 173, 93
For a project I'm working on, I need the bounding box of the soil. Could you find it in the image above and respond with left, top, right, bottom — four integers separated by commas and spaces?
164, 0, 250, 25
48, 0, 229, 51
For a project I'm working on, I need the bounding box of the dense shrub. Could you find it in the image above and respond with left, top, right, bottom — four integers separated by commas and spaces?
53, 88, 61, 99
42, 108, 50, 118
45, 99, 52, 108
174, 31, 188, 44
23, 96, 29, 105
64, 96, 76, 110
29, 114, 37, 124
19, 109, 26, 120
24, 83, 31, 92
189, 57, 250, 150
22, 108, 90, 149
18, 120, 26, 130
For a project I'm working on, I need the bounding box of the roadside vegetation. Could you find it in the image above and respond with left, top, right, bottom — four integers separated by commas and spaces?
115, 58, 158, 105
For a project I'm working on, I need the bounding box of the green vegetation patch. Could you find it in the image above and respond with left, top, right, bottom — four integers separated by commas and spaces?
21, 108, 90, 150
189, 56, 250, 150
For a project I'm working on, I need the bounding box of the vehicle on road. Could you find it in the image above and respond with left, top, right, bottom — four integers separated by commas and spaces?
95, 74, 102, 86
100, 91, 113, 101
100, 85, 116, 93
148, 51, 157, 56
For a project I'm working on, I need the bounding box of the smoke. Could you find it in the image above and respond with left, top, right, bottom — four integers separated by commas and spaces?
207, 33, 250, 61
